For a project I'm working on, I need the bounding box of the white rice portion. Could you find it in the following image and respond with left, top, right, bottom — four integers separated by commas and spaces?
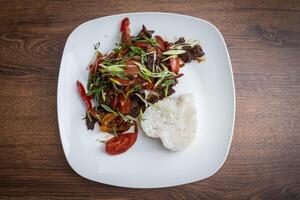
141, 93, 197, 151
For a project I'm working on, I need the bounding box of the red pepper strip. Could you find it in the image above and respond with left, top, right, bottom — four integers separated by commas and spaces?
119, 94, 132, 115
106, 122, 138, 155
170, 57, 180, 74
121, 33, 131, 45
77, 81, 95, 115
120, 17, 131, 45
111, 77, 135, 86
155, 35, 168, 51
120, 17, 130, 33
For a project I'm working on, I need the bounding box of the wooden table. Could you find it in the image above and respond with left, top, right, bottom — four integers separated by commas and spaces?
1, 1, 299, 199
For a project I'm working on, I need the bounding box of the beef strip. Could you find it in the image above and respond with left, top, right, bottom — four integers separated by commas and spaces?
146, 53, 154, 70
175, 37, 185, 44
129, 95, 145, 117
85, 113, 97, 130
180, 44, 205, 63
137, 25, 154, 38
156, 86, 176, 99
191, 44, 205, 58
180, 46, 193, 63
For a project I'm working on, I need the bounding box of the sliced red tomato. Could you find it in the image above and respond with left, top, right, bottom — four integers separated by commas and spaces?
119, 95, 131, 115
106, 132, 137, 155
106, 122, 138, 155
170, 57, 180, 74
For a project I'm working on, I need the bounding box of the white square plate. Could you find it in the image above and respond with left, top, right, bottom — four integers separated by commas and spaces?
57, 12, 235, 188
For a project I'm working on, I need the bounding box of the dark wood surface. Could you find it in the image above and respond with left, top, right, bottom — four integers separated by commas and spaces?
1, 0, 300, 199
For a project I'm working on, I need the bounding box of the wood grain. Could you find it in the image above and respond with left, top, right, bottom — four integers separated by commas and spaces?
0, 0, 300, 199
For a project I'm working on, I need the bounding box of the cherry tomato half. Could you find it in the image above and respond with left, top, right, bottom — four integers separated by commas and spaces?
105, 123, 138, 155
106, 133, 137, 155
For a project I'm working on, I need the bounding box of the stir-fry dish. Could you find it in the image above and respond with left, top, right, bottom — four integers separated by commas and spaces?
77, 17, 205, 155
